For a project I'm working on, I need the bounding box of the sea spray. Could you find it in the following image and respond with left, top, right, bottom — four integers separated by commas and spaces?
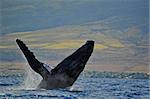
69, 85, 83, 92
19, 63, 42, 89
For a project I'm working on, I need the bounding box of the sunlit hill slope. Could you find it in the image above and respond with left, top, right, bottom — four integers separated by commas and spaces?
0, 21, 148, 73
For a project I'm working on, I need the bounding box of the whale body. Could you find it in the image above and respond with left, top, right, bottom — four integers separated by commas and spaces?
16, 39, 94, 89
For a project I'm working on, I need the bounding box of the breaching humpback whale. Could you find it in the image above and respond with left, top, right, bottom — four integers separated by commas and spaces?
16, 39, 94, 89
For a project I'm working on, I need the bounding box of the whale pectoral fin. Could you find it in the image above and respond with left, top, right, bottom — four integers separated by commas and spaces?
16, 39, 49, 79
51, 40, 94, 81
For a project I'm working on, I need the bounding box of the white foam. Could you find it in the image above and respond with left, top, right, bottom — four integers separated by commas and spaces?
19, 64, 42, 90
43, 63, 54, 73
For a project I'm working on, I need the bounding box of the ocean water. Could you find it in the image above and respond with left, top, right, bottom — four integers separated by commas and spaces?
0, 71, 149, 99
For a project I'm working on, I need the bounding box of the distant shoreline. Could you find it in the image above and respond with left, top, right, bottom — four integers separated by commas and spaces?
0, 61, 149, 73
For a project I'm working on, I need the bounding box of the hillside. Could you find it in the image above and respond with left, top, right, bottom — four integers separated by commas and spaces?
0, 0, 148, 72
0, 22, 148, 73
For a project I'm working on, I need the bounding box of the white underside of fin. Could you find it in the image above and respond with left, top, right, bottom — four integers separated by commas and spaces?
43, 63, 53, 73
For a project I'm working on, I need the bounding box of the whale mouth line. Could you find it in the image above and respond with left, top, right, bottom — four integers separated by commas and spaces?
16, 39, 94, 89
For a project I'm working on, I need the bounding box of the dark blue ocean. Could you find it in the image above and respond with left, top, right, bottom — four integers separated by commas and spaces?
0, 71, 149, 99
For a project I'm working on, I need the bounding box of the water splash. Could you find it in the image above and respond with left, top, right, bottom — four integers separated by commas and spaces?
69, 85, 83, 92
19, 64, 42, 90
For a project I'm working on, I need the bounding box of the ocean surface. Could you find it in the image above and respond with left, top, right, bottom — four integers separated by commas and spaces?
0, 71, 149, 99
